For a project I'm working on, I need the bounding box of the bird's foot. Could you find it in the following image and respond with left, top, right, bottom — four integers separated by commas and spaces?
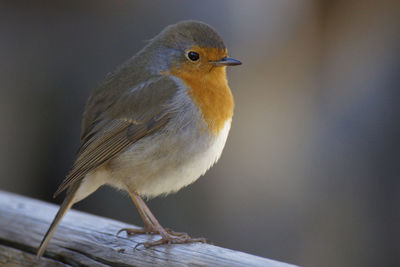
118, 227, 189, 237
118, 227, 154, 235
118, 227, 206, 248
139, 235, 207, 248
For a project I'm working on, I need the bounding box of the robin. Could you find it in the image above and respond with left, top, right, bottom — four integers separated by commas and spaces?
37, 20, 241, 257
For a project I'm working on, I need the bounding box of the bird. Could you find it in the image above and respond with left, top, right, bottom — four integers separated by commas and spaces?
37, 20, 241, 258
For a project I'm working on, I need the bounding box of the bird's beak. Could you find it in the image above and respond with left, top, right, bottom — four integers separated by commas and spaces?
210, 57, 242, 66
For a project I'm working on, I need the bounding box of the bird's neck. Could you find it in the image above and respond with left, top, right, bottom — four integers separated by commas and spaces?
173, 67, 234, 135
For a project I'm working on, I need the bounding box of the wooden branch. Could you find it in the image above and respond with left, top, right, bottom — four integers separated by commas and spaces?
0, 190, 298, 267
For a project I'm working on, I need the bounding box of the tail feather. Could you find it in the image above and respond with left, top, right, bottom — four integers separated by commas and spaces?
37, 183, 80, 258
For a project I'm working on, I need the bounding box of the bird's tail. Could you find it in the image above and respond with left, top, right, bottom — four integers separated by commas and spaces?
36, 183, 80, 258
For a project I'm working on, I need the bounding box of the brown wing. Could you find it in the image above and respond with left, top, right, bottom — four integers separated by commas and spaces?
53, 114, 169, 197
53, 76, 179, 197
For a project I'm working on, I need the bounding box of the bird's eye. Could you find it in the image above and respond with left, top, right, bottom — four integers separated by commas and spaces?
187, 51, 200, 61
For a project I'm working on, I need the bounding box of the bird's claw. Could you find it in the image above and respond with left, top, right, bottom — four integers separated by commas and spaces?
134, 236, 207, 250
117, 227, 190, 238
118, 226, 206, 250
117, 227, 153, 236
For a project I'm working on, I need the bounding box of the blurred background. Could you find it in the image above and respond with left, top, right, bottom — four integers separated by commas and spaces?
1, 1, 399, 266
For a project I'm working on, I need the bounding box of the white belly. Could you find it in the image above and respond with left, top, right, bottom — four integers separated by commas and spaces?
138, 119, 231, 198
102, 118, 231, 199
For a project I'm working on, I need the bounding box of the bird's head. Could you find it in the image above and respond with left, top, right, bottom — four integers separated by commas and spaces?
144, 20, 241, 75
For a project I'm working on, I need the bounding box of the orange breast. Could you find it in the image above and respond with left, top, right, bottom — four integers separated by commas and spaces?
172, 66, 234, 135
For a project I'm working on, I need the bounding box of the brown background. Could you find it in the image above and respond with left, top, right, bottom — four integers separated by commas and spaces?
1, 1, 399, 266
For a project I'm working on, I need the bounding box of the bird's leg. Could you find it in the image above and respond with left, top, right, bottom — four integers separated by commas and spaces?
118, 191, 206, 248
134, 193, 206, 247
134, 193, 190, 238
117, 191, 155, 235
118, 191, 185, 236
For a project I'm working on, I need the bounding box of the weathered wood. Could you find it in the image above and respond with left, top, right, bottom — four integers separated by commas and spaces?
0, 190, 298, 267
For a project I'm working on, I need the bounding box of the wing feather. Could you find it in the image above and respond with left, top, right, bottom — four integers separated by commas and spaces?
54, 115, 169, 197
53, 76, 178, 197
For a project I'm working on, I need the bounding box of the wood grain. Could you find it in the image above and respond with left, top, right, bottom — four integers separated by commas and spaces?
0, 190, 298, 267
